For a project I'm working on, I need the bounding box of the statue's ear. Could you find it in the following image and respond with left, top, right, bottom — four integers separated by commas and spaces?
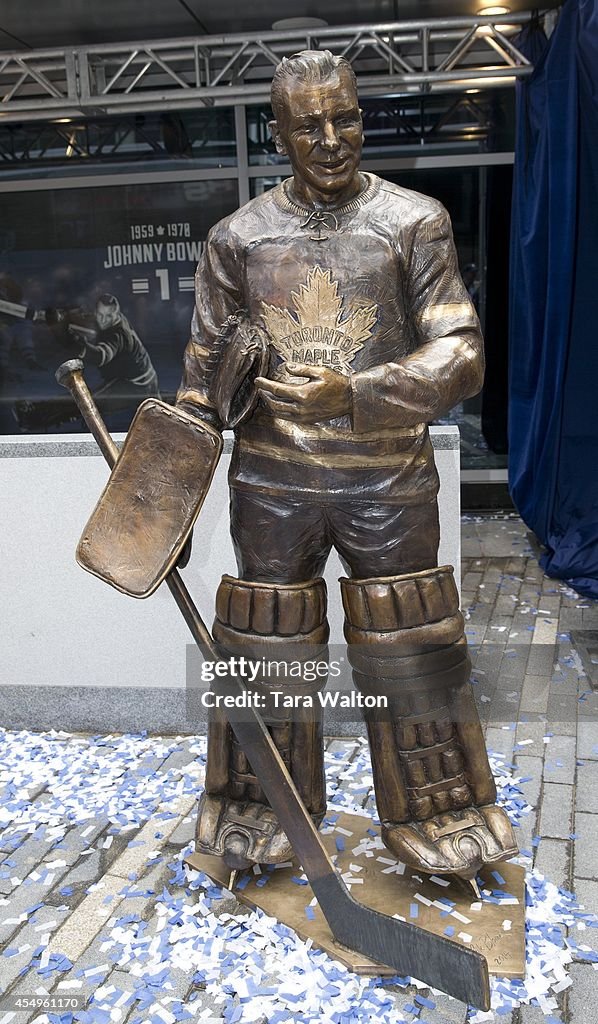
269, 119, 287, 156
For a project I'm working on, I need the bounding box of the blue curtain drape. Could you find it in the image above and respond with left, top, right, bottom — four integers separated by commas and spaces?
509, 0, 598, 598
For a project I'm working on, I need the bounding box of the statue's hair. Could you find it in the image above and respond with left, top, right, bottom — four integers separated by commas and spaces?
270, 50, 357, 120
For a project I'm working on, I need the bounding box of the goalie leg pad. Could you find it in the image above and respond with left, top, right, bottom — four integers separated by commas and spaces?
198, 574, 328, 869
341, 566, 517, 879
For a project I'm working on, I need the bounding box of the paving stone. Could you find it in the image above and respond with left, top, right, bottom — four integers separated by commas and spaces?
0, 824, 56, 866
513, 811, 538, 855
462, 571, 483, 588
552, 649, 585, 693
108, 859, 172, 922
401, 990, 468, 1022
146, 985, 225, 1023
167, 815, 195, 849
56, 849, 103, 889
573, 812, 598, 880
546, 694, 578, 736
485, 617, 514, 635
577, 689, 598, 719
571, 879, 598, 956
576, 761, 598, 813
559, 608, 585, 629
0, 859, 73, 946
46, 820, 109, 867
44, 872, 129, 963
47, 930, 116, 1005
507, 627, 533, 647
0, 971, 56, 1024
519, 675, 551, 714
504, 557, 528, 573
550, 669, 583, 695
0, 903, 68, 995
498, 652, 529, 684
581, 607, 598, 627
513, 755, 543, 808
461, 539, 484, 557
527, 644, 557, 676
577, 721, 598, 760
520, 1006, 557, 1023
467, 599, 493, 621
539, 783, 574, 839
515, 717, 548, 750
103, 795, 195, 882
535, 839, 571, 888
488, 695, 523, 727
495, 594, 519, 616
158, 743, 198, 775
128, 754, 169, 780
484, 727, 516, 760
542, 735, 577, 784
85, 967, 139, 1016
568, 962, 598, 1023
471, 647, 504, 678
465, 623, 489, 644
326, 739, 360, 756
101, 961, 193, 1009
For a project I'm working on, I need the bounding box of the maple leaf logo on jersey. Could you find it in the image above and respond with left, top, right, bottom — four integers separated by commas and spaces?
261, 267, 377, 374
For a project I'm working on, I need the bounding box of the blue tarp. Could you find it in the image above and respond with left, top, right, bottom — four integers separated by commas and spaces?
509, 0, 598, 598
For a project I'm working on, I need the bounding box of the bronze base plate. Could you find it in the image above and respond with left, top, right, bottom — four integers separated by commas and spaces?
185, 811, 525, 979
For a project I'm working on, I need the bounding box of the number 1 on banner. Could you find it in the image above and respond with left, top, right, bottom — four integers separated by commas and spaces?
155, 268, 170, 301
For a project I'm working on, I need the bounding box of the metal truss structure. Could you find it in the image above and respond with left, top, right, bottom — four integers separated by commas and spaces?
0, 12, 536, 123
0, 91, 510, 168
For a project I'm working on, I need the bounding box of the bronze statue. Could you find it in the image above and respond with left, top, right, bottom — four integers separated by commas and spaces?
58, 48, 527, 1007
172, 50, 517, 880
76, 49, 517, 884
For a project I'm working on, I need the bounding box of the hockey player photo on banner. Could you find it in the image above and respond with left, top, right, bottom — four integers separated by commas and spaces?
0, 177, 238, 433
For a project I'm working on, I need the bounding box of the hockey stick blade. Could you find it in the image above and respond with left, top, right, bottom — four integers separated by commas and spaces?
218, 697, 491, 1011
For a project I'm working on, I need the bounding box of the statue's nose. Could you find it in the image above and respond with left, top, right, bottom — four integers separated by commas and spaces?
321, 122, 340, 150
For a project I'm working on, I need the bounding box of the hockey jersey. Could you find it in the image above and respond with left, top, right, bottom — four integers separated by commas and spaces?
176, 172, 483, 504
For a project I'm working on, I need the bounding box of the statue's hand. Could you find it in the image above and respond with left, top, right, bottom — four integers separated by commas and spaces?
255, 363, 351, 423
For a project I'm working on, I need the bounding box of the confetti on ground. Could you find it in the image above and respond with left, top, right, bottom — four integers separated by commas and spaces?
0, 728, 596, 1024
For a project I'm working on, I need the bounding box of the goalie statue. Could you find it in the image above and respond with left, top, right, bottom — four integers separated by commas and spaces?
174, 50, 517, 880
82, 50, 517, 883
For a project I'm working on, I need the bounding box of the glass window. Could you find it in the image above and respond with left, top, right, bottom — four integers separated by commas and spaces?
0, 109, 237, 181
382, 166, 508, 471
0, 178, 239, 433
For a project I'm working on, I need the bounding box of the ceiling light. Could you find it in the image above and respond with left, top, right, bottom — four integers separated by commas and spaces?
271, 17, 328, 30
478, 5, 510, 14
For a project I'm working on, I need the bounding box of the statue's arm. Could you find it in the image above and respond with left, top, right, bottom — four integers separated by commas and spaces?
350, 204, 484, 431
175, 224, 243, 431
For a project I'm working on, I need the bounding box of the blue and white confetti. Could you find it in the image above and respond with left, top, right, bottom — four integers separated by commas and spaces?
0, 729, 596, 1024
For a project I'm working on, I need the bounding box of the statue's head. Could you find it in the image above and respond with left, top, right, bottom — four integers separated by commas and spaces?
269, 50, 363, 203
95, 293, 122, 330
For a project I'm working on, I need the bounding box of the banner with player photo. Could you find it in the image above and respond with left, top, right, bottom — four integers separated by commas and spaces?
0, 177, 239, 433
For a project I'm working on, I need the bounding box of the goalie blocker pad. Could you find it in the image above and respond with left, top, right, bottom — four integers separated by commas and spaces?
77, 399, 222, 598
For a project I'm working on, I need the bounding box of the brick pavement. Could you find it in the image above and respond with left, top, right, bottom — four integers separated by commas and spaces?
0, 515, 596, 1023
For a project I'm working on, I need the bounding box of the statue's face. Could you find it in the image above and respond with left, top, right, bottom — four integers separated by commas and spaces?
271, 68, 363, 201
